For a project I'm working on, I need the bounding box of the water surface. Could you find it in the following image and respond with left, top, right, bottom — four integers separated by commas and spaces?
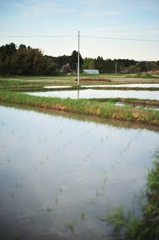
84, 84, 159, 88
0, 105, 159, 240
28, 89, 159, 100
44, 84, 159, 89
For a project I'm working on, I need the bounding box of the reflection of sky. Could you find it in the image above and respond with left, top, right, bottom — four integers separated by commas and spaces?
28, 89, 159, 100
0, 105, 159, 239
44, 84, 159, 89
83, 84, 159, 88
107, 84, 159, 88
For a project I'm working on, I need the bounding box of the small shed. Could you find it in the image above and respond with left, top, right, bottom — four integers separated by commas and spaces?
83, 69, 99, 74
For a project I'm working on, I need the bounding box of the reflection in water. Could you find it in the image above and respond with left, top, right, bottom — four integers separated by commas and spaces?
82, 83, 159, 88
27, 89, 159, 100
0, 105, 159, 239
44, 84, 159, 89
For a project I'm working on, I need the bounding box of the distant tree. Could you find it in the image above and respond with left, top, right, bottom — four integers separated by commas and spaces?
53, 55, 70, 72
149, 62, 159, 71
128, 65, 138, 73
18, 44, 26, 51
1, 42, 159, 76
2, 43, 16, 56
89, 61, 95, 69
69, 50, 83, 72
83, 58, 94, 69
156, 61, 159, 68
0, 43, 58, 76
136, 61, 147, 72
43, 56, 56, 75
105, 59, 114, 73
0, 43, 17, 74
94, 56, 105, 73
123, 59, 136, 67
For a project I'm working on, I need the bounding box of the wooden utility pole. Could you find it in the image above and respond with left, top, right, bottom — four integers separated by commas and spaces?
77, 31, 80, 86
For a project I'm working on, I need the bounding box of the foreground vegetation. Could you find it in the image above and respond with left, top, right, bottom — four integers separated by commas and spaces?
102, 151, 159, 240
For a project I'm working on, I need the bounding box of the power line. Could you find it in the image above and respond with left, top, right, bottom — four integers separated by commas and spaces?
0, 35, 74, 38
0, 35, 159, 42
81, 35, 159, 42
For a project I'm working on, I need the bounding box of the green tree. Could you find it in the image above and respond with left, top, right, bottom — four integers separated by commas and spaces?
94, 56, 106, 73
69, 50, 83, 72
105, 59, 114, 73
53, 55, 70, 72
128, 65, 138, 73
0, 43, 17, 74
136, 61, 147, 72
149, 62, 159, 71
83, 57, 94, 69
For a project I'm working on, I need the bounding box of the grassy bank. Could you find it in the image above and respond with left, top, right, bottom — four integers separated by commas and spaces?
1, 74, 159, 93
0, 89, 159, 127
1, 75, 159, 127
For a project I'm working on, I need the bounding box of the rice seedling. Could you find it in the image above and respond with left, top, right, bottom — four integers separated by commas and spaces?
79, 209, 87, 221
64, 221, 76, 234
9, 191, 15, 199
46, 207, 54, 212
55, 196, 59, 204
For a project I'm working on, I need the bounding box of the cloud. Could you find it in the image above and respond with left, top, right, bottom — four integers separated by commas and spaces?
85, 11, 119, 17
9, 0, 76, 17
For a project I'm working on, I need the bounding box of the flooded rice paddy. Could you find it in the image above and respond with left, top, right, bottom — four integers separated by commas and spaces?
44, 84, 159, 89
85, 83, 159, 88
28, 89, 159, 100
0, 105, 159, 239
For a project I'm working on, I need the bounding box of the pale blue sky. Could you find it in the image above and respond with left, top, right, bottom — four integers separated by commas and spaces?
0, 0, 159, 60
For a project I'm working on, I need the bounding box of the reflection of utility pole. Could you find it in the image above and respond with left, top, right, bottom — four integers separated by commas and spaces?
115, 63, 117, 74
77, 31, 80, 86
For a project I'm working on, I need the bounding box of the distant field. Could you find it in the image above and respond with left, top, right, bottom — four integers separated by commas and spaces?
0, 73, 159, 85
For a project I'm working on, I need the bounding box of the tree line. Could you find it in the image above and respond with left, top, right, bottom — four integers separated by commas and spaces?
0, 43, 159, 76
0, 43, 83, 76
83, 57, 159, 74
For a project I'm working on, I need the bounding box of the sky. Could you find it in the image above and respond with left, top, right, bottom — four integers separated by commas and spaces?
0, 0, 159, 61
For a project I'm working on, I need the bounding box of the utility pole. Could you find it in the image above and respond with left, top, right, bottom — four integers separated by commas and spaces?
77, 30, 80, 86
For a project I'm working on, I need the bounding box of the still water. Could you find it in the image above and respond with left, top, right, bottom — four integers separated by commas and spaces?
0, 105, 159, 240
28, 89, 159, 100
44, 84, 159, 89
82, 84, 159, 88
102, 83, 159, 88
